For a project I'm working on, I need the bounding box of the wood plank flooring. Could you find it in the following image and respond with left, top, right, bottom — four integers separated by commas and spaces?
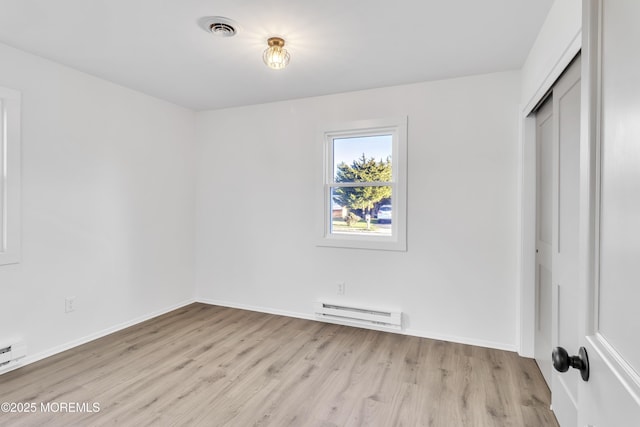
0, 303, 558, 426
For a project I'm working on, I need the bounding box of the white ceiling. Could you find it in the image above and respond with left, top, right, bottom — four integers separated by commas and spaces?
0, 0, 554, 111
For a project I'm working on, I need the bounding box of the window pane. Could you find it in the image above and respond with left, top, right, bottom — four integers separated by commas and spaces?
331, 186, 392, 236
0, 100, 4, 249
333, 135, 392, 182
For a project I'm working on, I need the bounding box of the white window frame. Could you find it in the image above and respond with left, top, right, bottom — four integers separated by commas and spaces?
318, 117, 407, 251
0, 87, 21, 266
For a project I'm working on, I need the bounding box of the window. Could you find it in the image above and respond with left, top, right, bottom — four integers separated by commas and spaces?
318, 117, 407, 251
0, 87, 21, 266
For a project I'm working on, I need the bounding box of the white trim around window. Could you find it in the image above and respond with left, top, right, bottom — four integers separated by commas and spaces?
0, 87, 21, 266
317, 117, 407, 251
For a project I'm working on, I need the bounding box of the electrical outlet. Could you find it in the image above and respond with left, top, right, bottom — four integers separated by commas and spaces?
65, 297, 76, 313
337, 282, 345, 295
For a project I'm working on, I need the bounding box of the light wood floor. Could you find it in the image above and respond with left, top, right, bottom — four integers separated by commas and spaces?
0, 303, 558, 426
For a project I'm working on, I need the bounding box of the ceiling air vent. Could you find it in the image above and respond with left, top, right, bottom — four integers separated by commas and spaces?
209, 22, 236, 37
199, 16, 239, 38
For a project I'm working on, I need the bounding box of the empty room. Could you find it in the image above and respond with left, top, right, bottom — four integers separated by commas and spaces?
1, 1, 638, 426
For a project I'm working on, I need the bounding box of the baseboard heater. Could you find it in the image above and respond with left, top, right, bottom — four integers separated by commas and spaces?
314, 302, 402, 331
0, 339, 26, 373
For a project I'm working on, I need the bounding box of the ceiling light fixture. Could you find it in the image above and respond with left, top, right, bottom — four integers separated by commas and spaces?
263, 37, 290, 70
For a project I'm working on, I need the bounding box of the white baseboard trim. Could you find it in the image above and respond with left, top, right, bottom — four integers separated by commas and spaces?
196, 298, 316, 322
1, 298, 196, 376
402, 328, 517, 353
2, 298, 517, 376
197, 298, 518, 353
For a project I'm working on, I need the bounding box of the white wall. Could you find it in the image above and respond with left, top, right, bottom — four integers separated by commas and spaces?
0, 42, 196, 366
195, 71, 521, 350
521, 0, 582, 110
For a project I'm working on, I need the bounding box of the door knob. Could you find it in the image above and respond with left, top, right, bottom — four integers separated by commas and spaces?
552, 346, 590, 381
